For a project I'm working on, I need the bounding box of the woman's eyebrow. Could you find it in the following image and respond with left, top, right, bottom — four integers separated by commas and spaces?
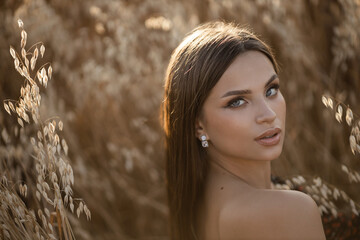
221, 74, 278, 98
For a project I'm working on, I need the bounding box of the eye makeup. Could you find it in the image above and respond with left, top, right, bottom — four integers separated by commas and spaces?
225, 83, 280, 108
221, 74, 278, 99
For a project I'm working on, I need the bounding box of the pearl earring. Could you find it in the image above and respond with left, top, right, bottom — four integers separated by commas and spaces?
200, 135, 209, 148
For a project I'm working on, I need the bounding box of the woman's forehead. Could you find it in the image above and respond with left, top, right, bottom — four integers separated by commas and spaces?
211, 51, 277, 96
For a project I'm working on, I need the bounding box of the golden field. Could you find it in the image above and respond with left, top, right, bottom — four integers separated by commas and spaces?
0, 0, 360, 239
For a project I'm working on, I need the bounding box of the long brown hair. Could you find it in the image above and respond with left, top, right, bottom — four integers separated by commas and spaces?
162, 21, 279, 240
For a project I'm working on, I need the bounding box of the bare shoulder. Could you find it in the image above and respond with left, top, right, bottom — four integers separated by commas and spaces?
219, 189, 326, 240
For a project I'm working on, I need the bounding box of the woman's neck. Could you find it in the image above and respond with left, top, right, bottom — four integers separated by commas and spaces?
209, 156, 272, 189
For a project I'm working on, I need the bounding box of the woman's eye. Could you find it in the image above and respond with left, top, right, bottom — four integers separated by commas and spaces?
227, 84, 280, 108
266, 84, 280, 97
228, 98, 246, 108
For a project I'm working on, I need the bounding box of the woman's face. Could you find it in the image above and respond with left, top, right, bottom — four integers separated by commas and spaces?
198, 50, 286, 163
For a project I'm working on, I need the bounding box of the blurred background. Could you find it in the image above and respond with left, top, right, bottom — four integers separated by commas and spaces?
1, 0, 360, 239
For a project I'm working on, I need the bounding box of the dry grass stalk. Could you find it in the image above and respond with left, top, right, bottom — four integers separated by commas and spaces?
322, 95, 360, 155
1, 19, 90, 240
275, 174, 360, 218
0, 0, 356, 238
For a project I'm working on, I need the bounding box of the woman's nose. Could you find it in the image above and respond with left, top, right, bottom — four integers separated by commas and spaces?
255, 100, 276, 124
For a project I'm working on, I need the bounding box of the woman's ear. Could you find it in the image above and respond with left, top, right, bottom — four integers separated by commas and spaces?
195, 117, 208, 140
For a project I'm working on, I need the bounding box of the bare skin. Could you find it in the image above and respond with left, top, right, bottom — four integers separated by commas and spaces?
197, 162, 326, 240
195, 51, 326, 239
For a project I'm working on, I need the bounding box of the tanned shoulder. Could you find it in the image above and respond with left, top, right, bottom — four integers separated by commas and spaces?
219, 190, 326, 240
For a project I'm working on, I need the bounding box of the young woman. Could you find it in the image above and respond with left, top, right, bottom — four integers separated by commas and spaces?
162, 21, 326, 240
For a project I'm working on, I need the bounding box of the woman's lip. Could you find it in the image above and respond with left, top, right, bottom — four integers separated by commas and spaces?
255, 128, 281, 141
255, 132, 281, 146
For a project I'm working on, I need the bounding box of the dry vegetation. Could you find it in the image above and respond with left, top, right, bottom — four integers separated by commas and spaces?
0, 0, 359, 239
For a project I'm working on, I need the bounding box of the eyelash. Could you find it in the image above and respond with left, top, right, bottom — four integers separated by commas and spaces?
226, 83, 280, 108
